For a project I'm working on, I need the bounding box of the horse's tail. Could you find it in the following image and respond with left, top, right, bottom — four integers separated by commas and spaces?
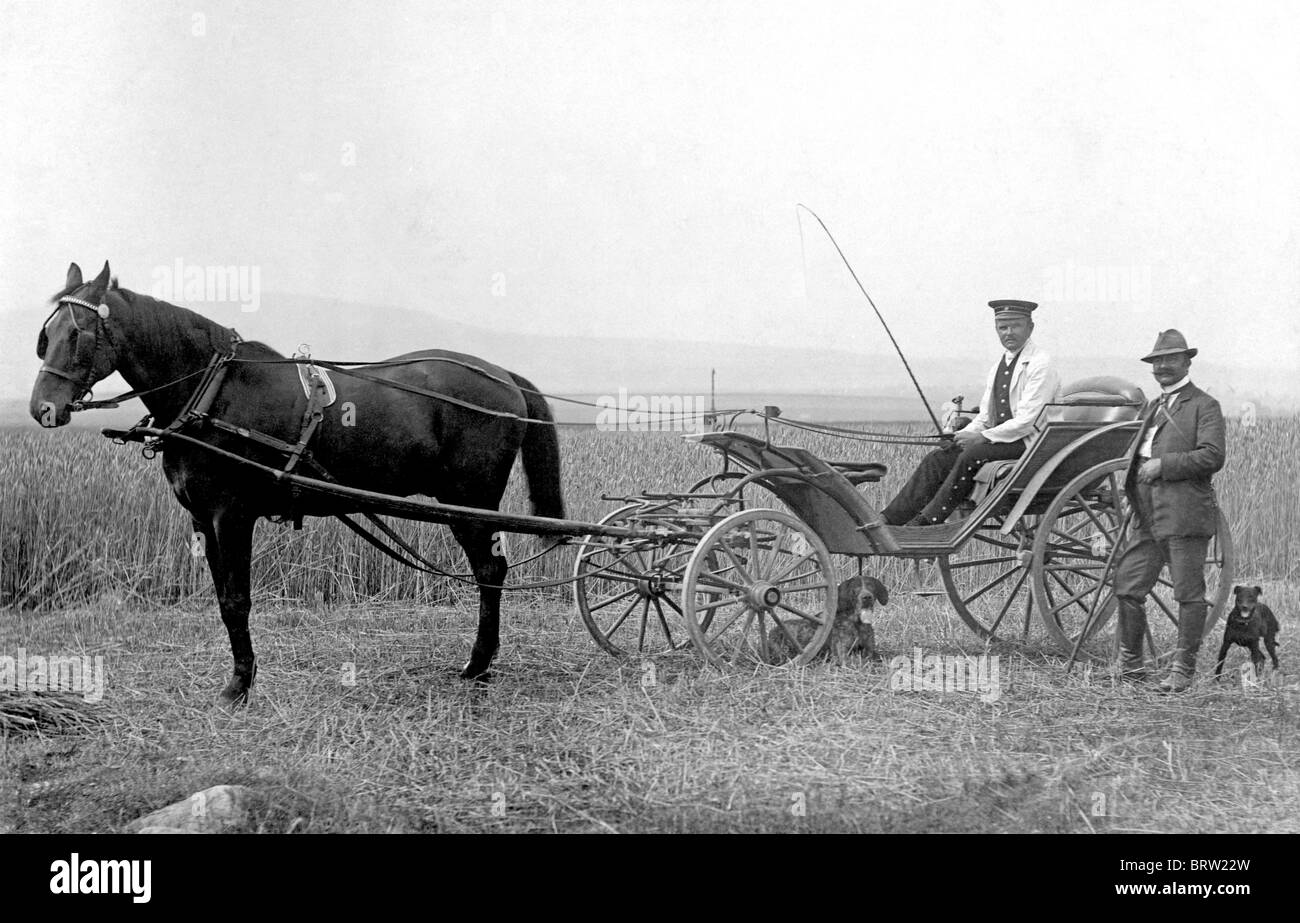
510, 372, 566, 520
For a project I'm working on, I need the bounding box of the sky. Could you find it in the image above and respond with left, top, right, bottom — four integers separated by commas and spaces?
2, 0, 1297, 401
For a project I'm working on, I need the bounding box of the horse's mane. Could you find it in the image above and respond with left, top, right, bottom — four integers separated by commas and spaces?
108, 286, 284, 359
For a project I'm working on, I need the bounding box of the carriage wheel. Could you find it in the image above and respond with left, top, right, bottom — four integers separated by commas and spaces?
937, 516, 1038, 641
573, 504, 697, 657
681, 508, 836, 667
1029, 459, 1235, 664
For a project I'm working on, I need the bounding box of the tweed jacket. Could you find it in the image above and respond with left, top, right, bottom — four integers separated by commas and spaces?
965, 339, 1061, 444
1124, 382, 1225, 538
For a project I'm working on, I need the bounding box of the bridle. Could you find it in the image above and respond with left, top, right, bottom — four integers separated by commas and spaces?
36, 295, 117, 399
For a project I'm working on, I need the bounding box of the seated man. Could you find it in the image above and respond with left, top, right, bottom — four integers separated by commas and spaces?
881, 299, 1061, 526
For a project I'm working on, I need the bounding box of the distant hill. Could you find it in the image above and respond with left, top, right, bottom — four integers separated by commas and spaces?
7, 291, 1295, 421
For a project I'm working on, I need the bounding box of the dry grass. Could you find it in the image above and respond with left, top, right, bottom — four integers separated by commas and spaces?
2, 590, 1296, 833
0, 690, 105, 736
2, 416, 1297, 833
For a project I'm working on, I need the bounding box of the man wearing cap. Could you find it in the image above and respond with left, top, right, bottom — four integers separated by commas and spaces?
881, 300, 1060, 526
1113, 330, 1226, 693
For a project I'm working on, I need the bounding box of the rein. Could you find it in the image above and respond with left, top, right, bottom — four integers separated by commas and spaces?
58, 296, 939, 442
76, 349, 750, 428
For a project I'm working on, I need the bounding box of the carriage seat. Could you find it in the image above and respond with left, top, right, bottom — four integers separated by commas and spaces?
1035, 375, 1146, 426
964, 375, 1145, 507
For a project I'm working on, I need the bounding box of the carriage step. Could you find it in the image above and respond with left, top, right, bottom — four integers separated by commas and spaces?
888, 520, 967, 547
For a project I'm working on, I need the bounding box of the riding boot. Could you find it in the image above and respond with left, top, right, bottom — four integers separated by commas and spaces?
1116, 597, 1149, 681
1158, 601, 1208, 694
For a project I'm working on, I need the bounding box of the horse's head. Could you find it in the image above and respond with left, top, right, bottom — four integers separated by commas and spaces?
31, 261, 120, 427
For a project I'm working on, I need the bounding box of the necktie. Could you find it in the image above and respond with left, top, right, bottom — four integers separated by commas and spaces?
1151, 391, 1176, 437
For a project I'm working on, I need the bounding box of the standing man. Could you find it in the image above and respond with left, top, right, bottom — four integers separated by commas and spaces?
882, 300, 1060, 526
1113, 330, 1226, 693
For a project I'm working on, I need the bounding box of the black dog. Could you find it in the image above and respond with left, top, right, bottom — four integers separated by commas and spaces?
1215, 585, 1281, 679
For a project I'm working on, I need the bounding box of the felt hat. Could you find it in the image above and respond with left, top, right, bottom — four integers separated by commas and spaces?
1141, 329, 1198, 362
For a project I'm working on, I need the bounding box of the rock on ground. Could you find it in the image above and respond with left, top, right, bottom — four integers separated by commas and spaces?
125, 784, 252, 834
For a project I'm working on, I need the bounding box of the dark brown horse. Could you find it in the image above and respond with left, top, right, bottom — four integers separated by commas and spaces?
30, 262, 564, 704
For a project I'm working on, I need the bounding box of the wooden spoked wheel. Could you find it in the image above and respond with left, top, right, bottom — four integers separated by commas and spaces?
681, 508, 836, 667
1029, 459, 1235, 664
573, 504, 697, 657
937, 517, 1038, 642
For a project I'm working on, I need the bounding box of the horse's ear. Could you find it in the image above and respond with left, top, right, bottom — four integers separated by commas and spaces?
91, 261, 111, 290
50, 262, 85, 302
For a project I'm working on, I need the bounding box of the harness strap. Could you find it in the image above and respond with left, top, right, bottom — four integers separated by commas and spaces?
160, 352, 229, 435
319, 363, 540, 422
283, 374, 330, 478
204, 417, 300, 454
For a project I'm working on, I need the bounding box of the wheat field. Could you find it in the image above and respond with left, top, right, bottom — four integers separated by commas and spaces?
2, 416, 1297, 835
2, 417, 1295, 611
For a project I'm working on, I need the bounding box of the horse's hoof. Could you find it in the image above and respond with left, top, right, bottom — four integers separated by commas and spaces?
218, 677, 253, 707
217, 684, 250, 706
459, 661, 493, 683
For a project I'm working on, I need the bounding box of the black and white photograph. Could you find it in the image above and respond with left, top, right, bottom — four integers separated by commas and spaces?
1, 0, 1296, 867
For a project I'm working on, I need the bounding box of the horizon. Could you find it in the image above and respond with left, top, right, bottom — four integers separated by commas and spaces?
6, 283, 1293, 425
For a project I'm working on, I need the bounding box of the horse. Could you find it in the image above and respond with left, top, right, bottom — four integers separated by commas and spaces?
30, 261, 565, 705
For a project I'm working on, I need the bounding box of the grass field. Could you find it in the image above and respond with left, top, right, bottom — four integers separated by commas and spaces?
2, 592, 1297, 833
1, 418, 1298, 833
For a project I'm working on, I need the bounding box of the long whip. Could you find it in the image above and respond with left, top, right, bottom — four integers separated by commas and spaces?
795, 204, 944, 436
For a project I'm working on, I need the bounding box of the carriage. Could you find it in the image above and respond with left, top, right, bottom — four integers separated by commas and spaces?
35, 263, 1233, 699
569, 376, 1234, 670
98, 371, 1234, 674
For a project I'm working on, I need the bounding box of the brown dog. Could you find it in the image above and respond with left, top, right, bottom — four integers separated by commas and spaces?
1214, 585, 1281, 679
765, 575, 888, 664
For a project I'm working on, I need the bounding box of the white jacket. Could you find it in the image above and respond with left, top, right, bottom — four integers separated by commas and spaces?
964, 338, 1061, 444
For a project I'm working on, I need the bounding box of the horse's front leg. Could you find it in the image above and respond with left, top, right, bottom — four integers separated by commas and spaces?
451, 523, 507, 681
197, 507, 258, 705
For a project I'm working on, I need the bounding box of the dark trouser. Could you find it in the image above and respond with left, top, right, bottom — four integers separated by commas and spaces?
881, 438, 1026, 526
1113, 534, 1210, 608
1112, 481, 1211, 686
1113, 483, 1210, 608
